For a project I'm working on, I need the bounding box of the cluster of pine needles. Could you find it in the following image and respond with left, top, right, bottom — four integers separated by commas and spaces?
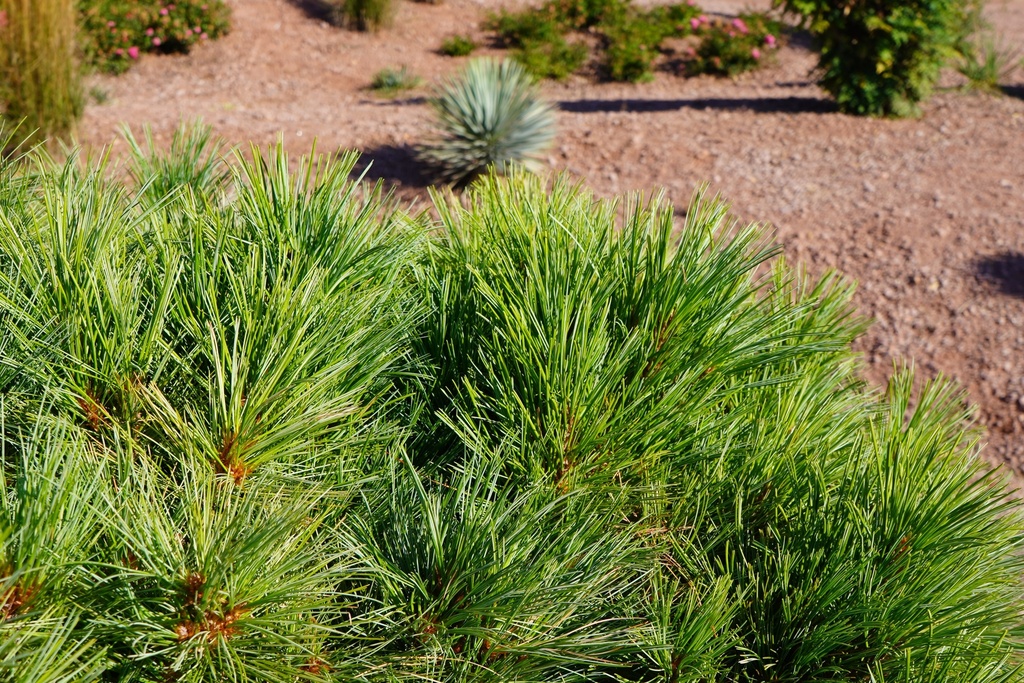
1, 122, 1023, 683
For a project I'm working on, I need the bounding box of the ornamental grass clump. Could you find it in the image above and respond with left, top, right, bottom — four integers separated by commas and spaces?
0, 0, 82, 149
1, 125, 1023, 682
418, 58, 556, 186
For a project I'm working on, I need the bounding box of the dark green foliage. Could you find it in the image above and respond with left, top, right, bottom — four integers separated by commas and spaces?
513, 37, 588, 80
336, 0, 393, 32
1, 128, 1023, 682
775, 0, 973, 116
439, 34, 477, 57
486, 0, 711, 83
687, 13, 783, 77
601, 13, 671, 82
79, 0, 231, 74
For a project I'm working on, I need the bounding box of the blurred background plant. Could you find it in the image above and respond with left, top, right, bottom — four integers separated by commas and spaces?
370, 65, 421, 95
439, 34, 477, 57
0, 0, 83, 150
79, 0, 231, 74
685, 13, 783, 77
774, 0, 973, 116
955, 5, 1021, 93
485, 0, 781, 83
417, 57, 556, 186
334, 0, 394, 31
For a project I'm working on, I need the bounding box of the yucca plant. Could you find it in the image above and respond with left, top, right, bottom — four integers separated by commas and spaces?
418, 58, 556, 187
0, 128, 1022, 683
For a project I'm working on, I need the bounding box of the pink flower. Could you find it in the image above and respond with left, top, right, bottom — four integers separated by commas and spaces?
114, 48, 124, 56
731, 18, 749, 34
107, 20, 116, 27
194, 26, 201, 33
751, 48, 761, 59
689, 17, 700, 30
698, 14, 708, 23
145, 27, 154, 36
0, 11, 7, 28
160, 7, 168, 15
200, 32, 208, 40
765, 34, 776, 47
127, 46, 140, 59
152, 37, 162, 46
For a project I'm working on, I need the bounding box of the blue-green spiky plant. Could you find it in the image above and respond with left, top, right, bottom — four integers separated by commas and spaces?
418, 58, 556, 186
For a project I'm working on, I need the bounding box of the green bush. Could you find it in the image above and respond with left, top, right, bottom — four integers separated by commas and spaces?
486, 7, 564, 48
418, 58, 556, 186
370, 65, 420, 94
775, 0, 973, 116
79, 0, 231, 74
0, 0, 82, 149
687, 13, 783, 77
0, 130, 1023, 682
439, 34, 477, 57
335, 0, 393, 31
513, 37, 588, 80
601, 13, 670, 82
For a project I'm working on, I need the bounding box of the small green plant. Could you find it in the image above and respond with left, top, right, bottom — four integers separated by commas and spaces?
336, 0, 393, 31
547, 0, 628, 29
514, 37, 588, 80
79, 0, 231, 74
418, 58, 556, 186
775, 0, 972, 116
955, 10, 1020, 94
601, 13, 669, 82
370, 66, 420, 95
440, 34, 477, 57
0, 0, 83, 149
486, 8, 564, 48
687, 13, 783, 77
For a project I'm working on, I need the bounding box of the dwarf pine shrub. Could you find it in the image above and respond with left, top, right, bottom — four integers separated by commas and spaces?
0, 127, 1023, 682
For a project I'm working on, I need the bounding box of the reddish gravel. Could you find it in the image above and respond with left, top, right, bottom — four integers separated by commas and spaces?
78, 0, 1024, 478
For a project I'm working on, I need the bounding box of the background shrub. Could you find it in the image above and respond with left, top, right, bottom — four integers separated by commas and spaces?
335, 0, 393, 31
775, 0, 973, 116
687, 13, 783, 77
0, 0, 82, 149
439, 34, 477, 57
370, 65, 420, 95
418, 58, 556, 186
79, 0, 231, 74
601, 13, 670, 82
513, 37, 588, 80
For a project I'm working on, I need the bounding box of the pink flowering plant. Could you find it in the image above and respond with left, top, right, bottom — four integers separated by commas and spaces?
686, 11, 782, 77
79, 0, 230, 73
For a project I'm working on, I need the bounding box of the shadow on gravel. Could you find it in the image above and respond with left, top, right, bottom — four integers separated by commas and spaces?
557, 96, 837, 114
976, 252, 1024, 298
1002, 85, 1024, 100
352, 144, 430, 190
286, 0, 337, 23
